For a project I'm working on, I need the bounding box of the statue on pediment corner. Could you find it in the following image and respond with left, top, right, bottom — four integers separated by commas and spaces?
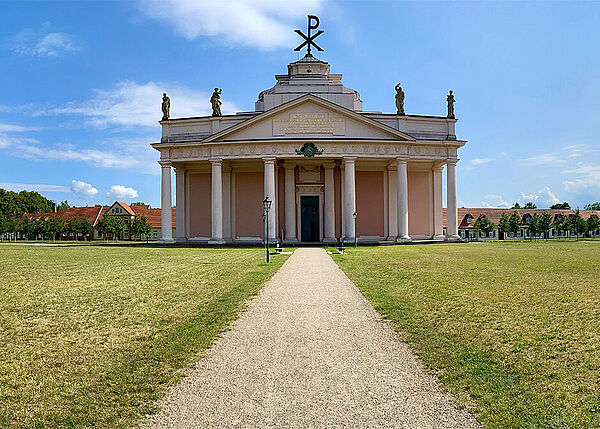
211, 88, 222, 117
161, 93, 170, 121
447, 90, 456, 119
395, 83, 405, 115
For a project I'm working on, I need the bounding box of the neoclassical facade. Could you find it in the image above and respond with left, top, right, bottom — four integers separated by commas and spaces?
152, 57, 466, 244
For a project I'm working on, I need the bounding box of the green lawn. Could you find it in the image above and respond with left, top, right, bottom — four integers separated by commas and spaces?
333, 241, 600, 428
0, 244, 286, 428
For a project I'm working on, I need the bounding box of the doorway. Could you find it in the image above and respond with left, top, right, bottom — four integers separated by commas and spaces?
300, 196, 320, 242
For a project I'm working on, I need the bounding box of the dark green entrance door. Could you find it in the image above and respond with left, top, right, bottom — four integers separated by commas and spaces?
300, 196, 320, 242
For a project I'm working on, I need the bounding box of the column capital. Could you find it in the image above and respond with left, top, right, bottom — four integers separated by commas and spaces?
174, 167, 186, 175
158, 160, 171, 168
209, 157, 223, 164
446, 158, 459, 166
283, 160, 296, 169
396, 156, 409, 164
343, 156, 357, 163
322, 161, 336, 169
262, 156, 277, 164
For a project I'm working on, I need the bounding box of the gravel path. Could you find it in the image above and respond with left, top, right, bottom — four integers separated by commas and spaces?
140, 248, 481, 428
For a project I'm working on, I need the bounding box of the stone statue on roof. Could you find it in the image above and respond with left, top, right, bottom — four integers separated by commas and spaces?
211, 88, 222, 117
447, 90, 456, 119
395, 83, 405, 115
161, 93, 170, 121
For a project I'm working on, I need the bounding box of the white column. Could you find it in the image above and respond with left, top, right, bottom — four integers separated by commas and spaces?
396, 158, 411, 241
209, 158, 225, 244
446, 159, 461, 241
175, 167, 186, 243
324, 162, 336, 243
263, 157, 277, 242
158, 161, 174, 243
284, 161, 297, 244
343, 157, 356, 243
433, 165, 444, 239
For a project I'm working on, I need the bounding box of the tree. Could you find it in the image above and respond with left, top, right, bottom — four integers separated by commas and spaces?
567, 211, 587, 240
130, 202, 146, 206
129, 216, 151, 240
79, 218, 93, 240
508, 211, 522, 238
552, 215, 566, 238
498, 213, 510, 240
511, 202, 522, 209
0, 188, 54, 216
527, 214, 540, 240
57, 200, 70, 212
523, 202, 537, 209
45, 216, 65, 241
19, 217, 34, 240
473, 215, 495, 241
66, 217, 81, 240
585, 202, 600, 210
538, 213, 552, 239
550, 202, 571, 210
96, 216, 126, 240
587, 214, 600, 238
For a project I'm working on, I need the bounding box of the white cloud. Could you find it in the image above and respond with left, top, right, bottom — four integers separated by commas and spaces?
562, 164, 600, 193
136, 0, 325, 51
106, 185, 139, 200
9, 22, 78, 57
0, 122, 38, 132
480, 194, 511, 208
468, 157, 491, 167
70, 180, 98, 197
520, 153, 566, 166
0, 182, 69, 193
519, 186, 560, 207
37, 81, 239, 128
0, 133, 159, 174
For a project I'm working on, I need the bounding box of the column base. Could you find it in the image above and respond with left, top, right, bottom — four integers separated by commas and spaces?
343, 237, 357, 245
283, 238, 298, 245
157, 237, 175, 244
396, 235, 412, 243
445, 234, 462, 242
322, 237, 338, 245
433, 234, 445, 240
208, 239, 226, 245
175, 237, 187, 244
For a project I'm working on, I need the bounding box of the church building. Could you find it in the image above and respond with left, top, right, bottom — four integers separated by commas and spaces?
152, 18, 466, 245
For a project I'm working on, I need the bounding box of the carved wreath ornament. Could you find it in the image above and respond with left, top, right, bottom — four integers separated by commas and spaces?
295, 142, 323, 157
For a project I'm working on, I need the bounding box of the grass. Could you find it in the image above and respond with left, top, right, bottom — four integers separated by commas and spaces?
0, 244, 287, 428
332, 241, 600, 428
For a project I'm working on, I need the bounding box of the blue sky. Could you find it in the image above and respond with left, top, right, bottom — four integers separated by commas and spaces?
1, 0, 599, 209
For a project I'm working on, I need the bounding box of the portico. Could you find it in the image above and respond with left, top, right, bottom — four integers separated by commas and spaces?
152, 55, 466, 245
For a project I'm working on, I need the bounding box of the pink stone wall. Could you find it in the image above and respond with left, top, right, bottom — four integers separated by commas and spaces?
188, 173, 211, 237
408, 171, 431, 236
356, 171, 385, 237
235, 172, 263, 237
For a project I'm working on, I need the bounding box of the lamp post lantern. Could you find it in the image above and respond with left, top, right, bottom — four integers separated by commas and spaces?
263, 196, 272, 263
353, 211, 357, 248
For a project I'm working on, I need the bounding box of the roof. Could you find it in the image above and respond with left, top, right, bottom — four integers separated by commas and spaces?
444, 208, 600, 228
20, 203, 176, 229
21, 206, 104, 226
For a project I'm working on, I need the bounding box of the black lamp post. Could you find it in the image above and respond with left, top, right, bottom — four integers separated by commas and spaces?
353, 211, 357, 248
263, 196, 272, 263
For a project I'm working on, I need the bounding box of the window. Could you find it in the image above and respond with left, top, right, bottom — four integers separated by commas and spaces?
153, 231, 158, 238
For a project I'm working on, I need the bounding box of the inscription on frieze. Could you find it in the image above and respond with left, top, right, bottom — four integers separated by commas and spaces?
273, 113, 345, 136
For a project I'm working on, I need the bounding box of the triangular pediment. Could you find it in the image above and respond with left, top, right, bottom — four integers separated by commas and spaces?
203, 94, 415, 143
